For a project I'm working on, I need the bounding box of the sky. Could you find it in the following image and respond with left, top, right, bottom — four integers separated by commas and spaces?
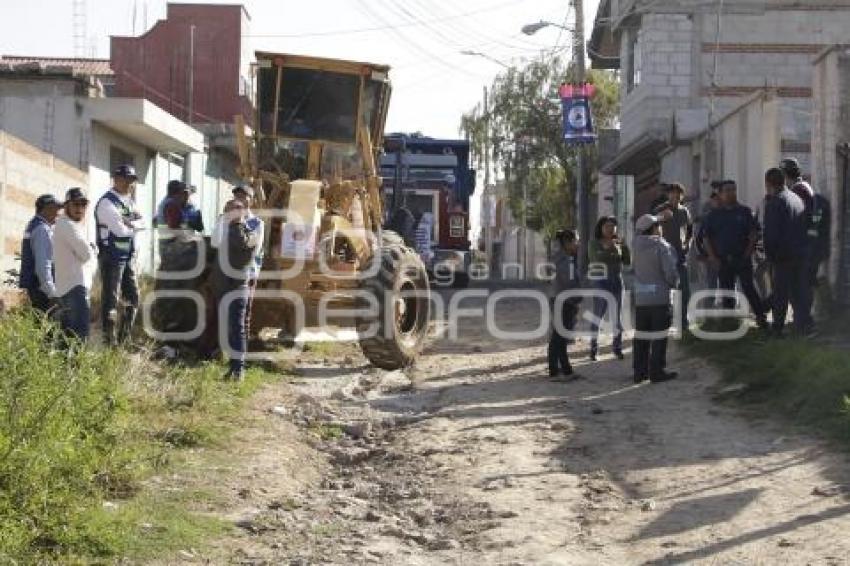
0, 0, 600, 138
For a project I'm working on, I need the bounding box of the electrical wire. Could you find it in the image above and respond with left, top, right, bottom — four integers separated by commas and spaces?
245, 0, 528, 38
404, 0, 558, 53
354, 0, 489, 79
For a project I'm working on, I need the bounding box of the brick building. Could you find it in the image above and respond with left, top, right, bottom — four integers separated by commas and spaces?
111, 2, 253, 126
589, 0, 850, 217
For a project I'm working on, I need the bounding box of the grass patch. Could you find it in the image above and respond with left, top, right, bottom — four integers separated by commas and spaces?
688, 329, 850, 445
0, 309, 284, 563
310, 423, 344, 441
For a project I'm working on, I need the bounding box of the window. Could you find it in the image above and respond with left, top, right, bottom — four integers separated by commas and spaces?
258, 66, 360, 143
626, 30, 641, 93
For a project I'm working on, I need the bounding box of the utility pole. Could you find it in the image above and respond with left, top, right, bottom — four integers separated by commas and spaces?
188, 24, 196, 125
483, 85, 493, 272
572, 0, 589, 271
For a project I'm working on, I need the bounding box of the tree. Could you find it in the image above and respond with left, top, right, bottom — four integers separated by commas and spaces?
460, 55, 619, 240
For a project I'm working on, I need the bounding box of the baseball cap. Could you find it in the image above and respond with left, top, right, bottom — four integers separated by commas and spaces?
35, 194, 62, 210
780, 158, 801, 175
167, 179, 188, 196
636, 214, 660, 232
64, 187, 89, 204
113, 164, 138, 180
232, 184, 255, 197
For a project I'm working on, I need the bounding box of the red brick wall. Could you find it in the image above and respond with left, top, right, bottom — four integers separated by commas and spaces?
111, 4, 251, 125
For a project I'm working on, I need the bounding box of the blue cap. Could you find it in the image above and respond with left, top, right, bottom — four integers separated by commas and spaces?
112, 164, 138, 179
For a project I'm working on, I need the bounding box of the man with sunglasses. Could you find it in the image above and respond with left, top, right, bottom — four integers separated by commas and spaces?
54, 188, 97, 340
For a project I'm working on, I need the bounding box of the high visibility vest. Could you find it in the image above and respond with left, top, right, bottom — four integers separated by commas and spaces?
95, 190, 136, 261
19, 215, 49, 290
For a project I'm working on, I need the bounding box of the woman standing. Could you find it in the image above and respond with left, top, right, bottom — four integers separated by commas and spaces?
589, 216, 631, 361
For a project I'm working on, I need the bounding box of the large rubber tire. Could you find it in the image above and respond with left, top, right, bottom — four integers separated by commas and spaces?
358, 231, 431, 370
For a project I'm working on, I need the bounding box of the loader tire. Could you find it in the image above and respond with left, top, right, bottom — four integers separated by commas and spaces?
358, 231, 431, 370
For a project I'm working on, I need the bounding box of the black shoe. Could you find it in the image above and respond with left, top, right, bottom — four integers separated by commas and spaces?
589, 351, 598, 362
650, 371, 678, 383
634, 374, 649, 384
614, 350, 625, 360
551, 370, 579, 382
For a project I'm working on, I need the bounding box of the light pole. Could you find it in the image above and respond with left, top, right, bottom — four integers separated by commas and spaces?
521, 20, 574, 35
460, 49, 511, 69
522, 1, 589, 272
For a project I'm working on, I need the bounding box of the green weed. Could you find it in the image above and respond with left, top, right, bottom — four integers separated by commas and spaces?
0, 309, 281, 562
689, 332, 850, 444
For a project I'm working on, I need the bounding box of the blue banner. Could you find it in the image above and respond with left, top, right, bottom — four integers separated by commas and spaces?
560, 83, 596, 145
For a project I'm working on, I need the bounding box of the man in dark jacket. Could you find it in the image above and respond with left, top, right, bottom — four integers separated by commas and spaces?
780, 158, 816, 332
703, 180, 768, 329
212, 199, 259, 381
763, 167, 810, 336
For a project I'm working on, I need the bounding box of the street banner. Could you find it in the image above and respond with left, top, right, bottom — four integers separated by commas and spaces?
560, 83, 597, 145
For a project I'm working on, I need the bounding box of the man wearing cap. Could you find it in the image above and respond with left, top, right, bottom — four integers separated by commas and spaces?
763, 167, 809, 337
95, 164, 145, 345
653, 182, 693, 329
780, 158, 817, 333
211, 199, 258, 381
19, 194, 61, 312
632, 214, 679, 383
54, 188, 96, 340
231, 184, 264, 340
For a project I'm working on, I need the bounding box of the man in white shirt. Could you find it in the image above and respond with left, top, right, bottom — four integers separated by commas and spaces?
55, 188, 96, 341
94, 164, 145, 345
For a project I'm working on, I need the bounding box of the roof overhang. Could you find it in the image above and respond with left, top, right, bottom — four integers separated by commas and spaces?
85, 98, 205, 153
601, 134, 668, 175
588, 0, 621, 70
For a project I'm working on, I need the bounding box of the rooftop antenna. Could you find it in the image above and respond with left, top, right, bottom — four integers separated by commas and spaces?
72, 0, 87, 57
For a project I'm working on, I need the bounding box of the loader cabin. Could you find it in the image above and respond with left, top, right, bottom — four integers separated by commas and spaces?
254, 52, 392, 182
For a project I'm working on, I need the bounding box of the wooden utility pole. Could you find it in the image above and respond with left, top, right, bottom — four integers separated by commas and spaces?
483, 85, 494, 269
573, 0, 589, 270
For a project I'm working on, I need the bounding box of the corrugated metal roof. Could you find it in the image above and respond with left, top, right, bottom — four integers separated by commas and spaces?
0, 55, 113, 76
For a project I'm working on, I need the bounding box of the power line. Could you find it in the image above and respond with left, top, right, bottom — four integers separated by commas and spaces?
245, 0, 527, 38
355, 0, 489, 79
404, 0, 556, 53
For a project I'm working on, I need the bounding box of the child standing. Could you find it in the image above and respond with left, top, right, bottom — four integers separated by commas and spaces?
548, 229, 583, 381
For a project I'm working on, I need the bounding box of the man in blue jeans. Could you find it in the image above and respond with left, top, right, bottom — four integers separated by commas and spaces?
212, 200, 259, 381
53, 188, 96, 341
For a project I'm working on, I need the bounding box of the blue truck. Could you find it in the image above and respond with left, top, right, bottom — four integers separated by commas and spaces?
381, 133, 476, 287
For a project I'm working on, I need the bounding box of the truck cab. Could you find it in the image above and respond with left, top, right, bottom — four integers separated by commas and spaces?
381, 134, 475, 287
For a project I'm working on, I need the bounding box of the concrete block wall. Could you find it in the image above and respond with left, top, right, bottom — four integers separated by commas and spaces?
619, 13, 695, 146
811, 47, 850, 293
0, 130, 88, 278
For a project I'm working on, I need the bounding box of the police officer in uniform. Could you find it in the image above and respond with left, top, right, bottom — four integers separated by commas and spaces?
19, 194, 62, 312
95, 164, 145, 345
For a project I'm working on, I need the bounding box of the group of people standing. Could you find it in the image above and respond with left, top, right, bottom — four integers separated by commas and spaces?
17, 164, 265, 382
547, 158, 831, 384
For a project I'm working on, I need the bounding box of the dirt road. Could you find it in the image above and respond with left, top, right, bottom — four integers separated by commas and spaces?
193, 288, 850, 565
